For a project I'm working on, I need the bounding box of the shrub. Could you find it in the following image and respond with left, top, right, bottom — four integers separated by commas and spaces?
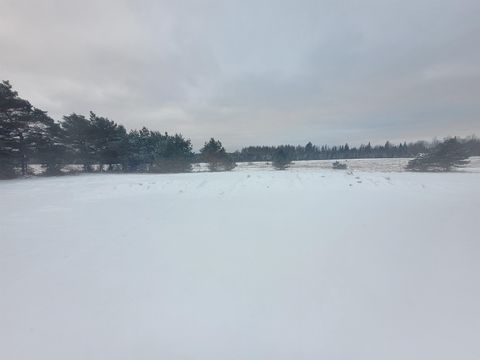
332, 161, 347, 170
406, 138, 469, 172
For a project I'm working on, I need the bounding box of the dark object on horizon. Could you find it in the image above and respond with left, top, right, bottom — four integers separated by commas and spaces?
200, 138, 236, 172
332, 161, 347, 170
272, 148, 291, 170
233, 137, 480, 163
406, 138, 470, 172
233, 141, 413, 162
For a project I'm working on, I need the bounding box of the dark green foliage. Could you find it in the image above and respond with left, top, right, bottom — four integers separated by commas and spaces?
61, 113, 94, 171
124, 128, 164, 172
151, 134, 193, 173
0, 81, 56, 177
272, 147, 291, 170
61, 112, 128, 172
1, 80, 197, 177
0, 82, 23, 178
0, 80, 32, 177
462, 135, 480, 156
200, 138, 236, 172
124, 127, 154, 172
233, 140, 421, 162
88, 112, 127, 171
35, 113, 67, 176
122, 128, 193, 173
406, 138, 470, 172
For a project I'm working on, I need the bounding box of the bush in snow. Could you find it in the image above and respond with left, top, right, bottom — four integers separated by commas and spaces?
332, 161, 347, 170
406, 138, 470, 172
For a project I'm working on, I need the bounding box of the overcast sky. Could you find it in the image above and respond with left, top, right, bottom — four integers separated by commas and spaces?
1, 0, 479, 150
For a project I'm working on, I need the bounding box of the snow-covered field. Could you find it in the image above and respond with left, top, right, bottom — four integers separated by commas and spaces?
1, 162, 480, 360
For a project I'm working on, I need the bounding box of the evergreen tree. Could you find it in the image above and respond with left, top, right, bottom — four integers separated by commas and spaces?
89, 112, 127, 171
200, 138, 236, 171
463, 136, 480, 156
124, 129, 148, 172
151, 133, 193, 173
407, 138, 470, 172
32, 110, 67, 176
0, 81, 30, 178
272, 147, 291, 170
125, 128, 165, 172
61, 113, 94, 172
0, 81, 55, 177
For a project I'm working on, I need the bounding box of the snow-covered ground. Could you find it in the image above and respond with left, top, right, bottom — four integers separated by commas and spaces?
27, 156, 480, 174
1, 163, 480, 360
197, 155, 480, 172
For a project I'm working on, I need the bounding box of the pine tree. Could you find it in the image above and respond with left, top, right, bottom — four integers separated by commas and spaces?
89, 112, 127, 171
200, 138, 236, 172
61, 113, 94, 172
272, 147, 291, 170
406, 138, 470, 172
0, 81, 29, 178
0, 81, 55, 177
38, 121, 67, 175
151, 133, 193, 173
30, 110, 67, 176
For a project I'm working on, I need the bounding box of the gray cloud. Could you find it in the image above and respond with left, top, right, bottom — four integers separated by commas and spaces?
1, 0, 479, 150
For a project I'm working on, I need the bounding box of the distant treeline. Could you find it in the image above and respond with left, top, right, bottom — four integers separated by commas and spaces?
232, 138, 480, 162
1, 79, 479, 179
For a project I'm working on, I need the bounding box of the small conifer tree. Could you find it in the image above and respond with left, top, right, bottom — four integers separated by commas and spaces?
272, 148, 291, 170
200, 138, 236, 172
406, 138, 469, 172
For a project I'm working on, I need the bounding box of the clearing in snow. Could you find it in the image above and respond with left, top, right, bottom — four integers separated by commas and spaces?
1, 163, 480, 360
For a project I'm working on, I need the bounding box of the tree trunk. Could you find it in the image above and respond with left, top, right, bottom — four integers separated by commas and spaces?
19, 132, 27, 176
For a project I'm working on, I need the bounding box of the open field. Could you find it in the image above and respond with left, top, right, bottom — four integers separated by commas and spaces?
1, 161, 480, 360
25, 156, 480, 175
204, 156, 480, 172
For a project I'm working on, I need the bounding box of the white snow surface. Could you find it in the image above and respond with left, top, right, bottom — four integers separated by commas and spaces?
1, 164, 480, 360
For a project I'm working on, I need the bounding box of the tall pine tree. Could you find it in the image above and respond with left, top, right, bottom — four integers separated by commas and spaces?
0, 81, 55, 177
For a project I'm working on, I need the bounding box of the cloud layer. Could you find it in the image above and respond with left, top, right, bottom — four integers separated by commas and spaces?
1, 0, 479, 149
